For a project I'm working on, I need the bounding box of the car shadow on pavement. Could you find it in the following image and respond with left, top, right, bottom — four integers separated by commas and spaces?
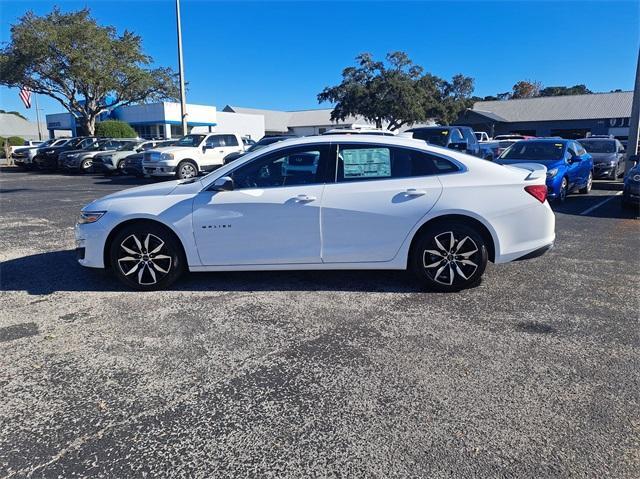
0, 249, 437, 295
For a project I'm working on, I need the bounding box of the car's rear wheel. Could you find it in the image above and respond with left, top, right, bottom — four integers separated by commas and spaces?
109, 223, 185, 290
410, 221, 488, 292
176, 160, 198, 180
579, 172, 592, 194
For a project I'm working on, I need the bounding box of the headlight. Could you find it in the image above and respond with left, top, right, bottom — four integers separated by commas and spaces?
68, 153, 79, 159
161, 152, 174, 161
546, 168, 559, 178
609, 160, 617, 166
77, 211, 106, 224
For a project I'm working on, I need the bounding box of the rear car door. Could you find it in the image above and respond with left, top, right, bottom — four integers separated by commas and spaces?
321, 143, 444, 263
192, 144, 331, 265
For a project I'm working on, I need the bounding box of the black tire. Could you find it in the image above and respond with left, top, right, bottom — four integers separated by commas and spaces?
555, 177, 568, 203
176, 160, 198, 180
80, 158, 92, 173
109, 222, 185, 290
579, 171, 592, 194
410, 220, 488, 292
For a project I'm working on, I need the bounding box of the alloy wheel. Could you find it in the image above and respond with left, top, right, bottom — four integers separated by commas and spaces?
422, 231, 480, 286
559, 178, 568, 202
117, 233, 172, 286
179, 163, 197, 179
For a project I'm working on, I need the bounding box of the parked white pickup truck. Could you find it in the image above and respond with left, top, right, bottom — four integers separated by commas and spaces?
142, 133, 244, 180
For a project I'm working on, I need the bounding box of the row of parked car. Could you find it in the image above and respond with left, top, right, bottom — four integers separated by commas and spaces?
10, 126, 639, 208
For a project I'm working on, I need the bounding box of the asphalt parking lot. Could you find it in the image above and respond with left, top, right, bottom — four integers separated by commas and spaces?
0, 168, 638, 478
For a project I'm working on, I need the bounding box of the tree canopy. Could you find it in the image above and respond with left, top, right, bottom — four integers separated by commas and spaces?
318, 52, 474, 130
486, 82, 594, 101
0, 8, 179, 135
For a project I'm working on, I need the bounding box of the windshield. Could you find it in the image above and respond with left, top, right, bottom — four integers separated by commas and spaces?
499, 141, 565, 161
579, 140, 616, 153
175, 134, 206, 147
411, 129, 450, 147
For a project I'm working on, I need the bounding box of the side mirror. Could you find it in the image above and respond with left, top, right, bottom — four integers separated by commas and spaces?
211, 176, 234, 191
448, 140, 468, 151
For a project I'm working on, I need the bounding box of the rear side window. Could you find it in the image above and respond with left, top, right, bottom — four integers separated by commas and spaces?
223, 135, 239, 147
205, 135, 223, 148
336, 145, 459, 182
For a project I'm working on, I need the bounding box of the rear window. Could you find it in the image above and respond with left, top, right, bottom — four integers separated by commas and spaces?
500, 141, 565, 161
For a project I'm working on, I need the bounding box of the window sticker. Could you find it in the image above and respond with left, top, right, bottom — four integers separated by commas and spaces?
342, 147, 391, 179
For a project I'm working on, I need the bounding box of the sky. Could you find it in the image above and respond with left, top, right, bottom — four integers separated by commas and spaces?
0, 0, 638, 122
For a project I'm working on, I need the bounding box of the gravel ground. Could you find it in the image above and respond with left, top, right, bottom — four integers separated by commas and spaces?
1, 168, 639, 478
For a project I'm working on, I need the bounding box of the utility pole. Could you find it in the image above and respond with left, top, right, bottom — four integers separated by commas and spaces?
34, 94, 43, 141
175, 0, 188, 136
626, 47, 640, 174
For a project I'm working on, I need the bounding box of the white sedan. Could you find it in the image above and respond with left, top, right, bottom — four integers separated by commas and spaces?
75, 135, 555, 292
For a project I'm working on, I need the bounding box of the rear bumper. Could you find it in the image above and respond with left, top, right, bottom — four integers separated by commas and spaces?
514, 242, 554, 261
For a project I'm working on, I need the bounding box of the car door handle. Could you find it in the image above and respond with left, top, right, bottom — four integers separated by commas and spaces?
294, 194, 316, 202
404, 188, 426, 196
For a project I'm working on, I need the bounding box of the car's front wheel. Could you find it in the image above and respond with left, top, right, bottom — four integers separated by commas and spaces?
176, 160, 198, 180
579, 172, 593, 194
109, 223, 185, 290
410, 221, 488, 292
556, 177, 568, 202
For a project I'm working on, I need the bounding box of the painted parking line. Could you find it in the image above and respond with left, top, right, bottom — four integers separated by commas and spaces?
579, 191, 623, 216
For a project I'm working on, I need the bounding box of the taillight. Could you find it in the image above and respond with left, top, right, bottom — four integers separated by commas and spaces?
524, 185, 547, 203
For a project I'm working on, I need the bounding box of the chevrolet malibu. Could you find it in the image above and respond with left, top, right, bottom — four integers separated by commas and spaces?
75, 136, 555, 292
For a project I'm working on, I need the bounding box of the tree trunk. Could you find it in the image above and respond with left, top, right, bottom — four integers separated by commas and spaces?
80, 115, 96, 136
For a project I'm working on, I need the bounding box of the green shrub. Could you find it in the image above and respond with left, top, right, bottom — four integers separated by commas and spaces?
7, 136, 25, 146
95, 120, 137, 138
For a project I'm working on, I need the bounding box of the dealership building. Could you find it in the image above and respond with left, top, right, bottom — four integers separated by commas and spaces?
45, 102, 375, 140
457, 91, 633, 140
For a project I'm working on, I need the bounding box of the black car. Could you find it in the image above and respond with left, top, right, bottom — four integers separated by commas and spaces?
223, 135, 297, 164
404, 126, 484, 158
578, 137, 626, 180
121, 139, 178, 177
33, 137, 98, 170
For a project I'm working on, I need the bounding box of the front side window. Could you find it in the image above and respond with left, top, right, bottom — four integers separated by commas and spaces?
336, 144, 458, 182
449, 129, 464, 143
229, 145, 328, 189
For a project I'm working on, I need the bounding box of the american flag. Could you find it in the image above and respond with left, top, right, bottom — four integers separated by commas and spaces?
19, 86, 32, 109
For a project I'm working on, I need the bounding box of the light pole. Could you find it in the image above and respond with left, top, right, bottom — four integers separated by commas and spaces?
175, 0, 188, 136
626, 47, 640, 174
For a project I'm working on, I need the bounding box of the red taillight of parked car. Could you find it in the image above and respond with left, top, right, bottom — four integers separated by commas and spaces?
524, 185, 547, 203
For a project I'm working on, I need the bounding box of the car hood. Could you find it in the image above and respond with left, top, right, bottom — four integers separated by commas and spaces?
93, 149, 121, 157
147, 146, 196, 155
589, 153, 617, 162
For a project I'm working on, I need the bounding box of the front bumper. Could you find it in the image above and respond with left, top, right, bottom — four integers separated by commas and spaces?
75, 223, 108, 269
623, 182, 640, 204
143, 163, 177, 177
593, 164, 616, 179
34, 154, 59, 169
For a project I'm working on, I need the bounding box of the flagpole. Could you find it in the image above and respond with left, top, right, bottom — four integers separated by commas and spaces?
175, 0, 188, 136
34, 93, 43, 141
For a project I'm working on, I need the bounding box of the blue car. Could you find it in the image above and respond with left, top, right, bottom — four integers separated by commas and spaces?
496, 139, 593, 202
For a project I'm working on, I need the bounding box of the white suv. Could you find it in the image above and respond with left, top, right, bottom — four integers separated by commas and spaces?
142, 133, 244, 179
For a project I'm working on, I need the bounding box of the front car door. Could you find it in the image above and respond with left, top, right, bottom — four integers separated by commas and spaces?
192, 144, 331, 265
568, 141, 591, 187
321, 143, 445, 263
